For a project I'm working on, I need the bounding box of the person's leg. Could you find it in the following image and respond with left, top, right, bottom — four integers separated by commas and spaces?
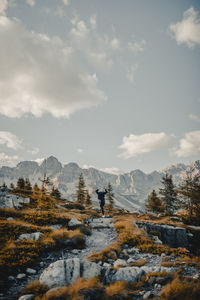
100, 203, 104, 215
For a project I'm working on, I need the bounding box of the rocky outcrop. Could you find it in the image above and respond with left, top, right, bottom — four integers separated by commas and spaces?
135, 221, 190, 248
17, 232, 43, 241
68, 217, 82, 228
0, 188, 30, 209
39, 258, 101, 288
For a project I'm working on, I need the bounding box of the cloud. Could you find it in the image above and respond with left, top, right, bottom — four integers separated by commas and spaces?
189, 113, 200, 122
0, 16, 106, 118
26, 0, 36, 6
128, 40, 146, 54
77, 148, 84, 153
0, 131, 22, 150
0, 152, 19, 167
29, 147, 40, 155
126, 64, 138, 83
62, 0, 70, 5
169, 7, 200, 47
82, 164, 95, 169
0, 0, 8, 15
100, 167, 124, 175
119, 132, 173, 158
174, 130, 200, 157
70, 15, 120, 69
34, 157, 44, 165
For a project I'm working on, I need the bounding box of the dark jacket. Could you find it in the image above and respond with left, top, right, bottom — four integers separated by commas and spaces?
96, 189, 107, 205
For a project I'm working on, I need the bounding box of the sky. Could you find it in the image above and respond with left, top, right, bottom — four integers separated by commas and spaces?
0, 0, 200, 174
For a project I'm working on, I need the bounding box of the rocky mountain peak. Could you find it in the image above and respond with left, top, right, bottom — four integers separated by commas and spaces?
40, 156, 62, 175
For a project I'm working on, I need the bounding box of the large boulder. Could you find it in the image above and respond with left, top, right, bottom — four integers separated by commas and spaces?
0, 190, 30, 209
135, 221, 189, 248
40, 258, 101, 289
68, 218, 82, 228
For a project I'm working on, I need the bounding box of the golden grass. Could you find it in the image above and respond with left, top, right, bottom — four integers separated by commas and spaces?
106, 281, 127, 297
160, 277, 200, 300
130, 259, 147, 267
22, 280, 49, 297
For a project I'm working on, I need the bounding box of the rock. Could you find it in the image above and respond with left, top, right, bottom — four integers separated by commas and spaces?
18, 295, 35, 300
127, 247, 140, 254
127, 258, 136, 264
143, 291, 153, 299
161, 253, 166, 258
17, 273, 26, 279
68, 218, 82, 228
82, 260, 101, 279
40, 258, 80, 288
7, 217, 14, 221
8, 276, 15, 281
114, 259, 127, 268
17, 232, 43, 241
103, 262, 110, 268
151, 235, 162, 244
135, 221, 189, 248
49, 224, 63, 231
40, 262, 44, 267
141, 266, 161, 274
71, 249, 80, 254
26, 268, 36, 275
113, 267, 145, 283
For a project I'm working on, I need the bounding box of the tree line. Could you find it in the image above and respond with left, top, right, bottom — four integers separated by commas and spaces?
145, 172, 200, 225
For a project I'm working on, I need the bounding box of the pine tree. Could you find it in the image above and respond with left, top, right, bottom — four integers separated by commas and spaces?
159, 173, 177, 215
25, 178, 32, 192
50, 187, 61, 200
177, 175, 200, 223
76, 173, 86, 205
145, 190, 164, 213
17, 177, 25, 190
10, 183, 15, 189
107, 183, 114, 210
2, 182, 7, 188
86, 190, 92, 206
33, 183, 39, 192
39, 173, 53, 194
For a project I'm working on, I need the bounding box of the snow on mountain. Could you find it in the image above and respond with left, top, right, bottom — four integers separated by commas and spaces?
0, 157, 199, 211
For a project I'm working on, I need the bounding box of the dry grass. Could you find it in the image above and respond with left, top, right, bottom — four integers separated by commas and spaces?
22, 280, 49, 297
130, 259, 147, 267
40, 277, 104, 300
106, 281, 127, 297
88, 242, 120, 262
160, 277, 200, 300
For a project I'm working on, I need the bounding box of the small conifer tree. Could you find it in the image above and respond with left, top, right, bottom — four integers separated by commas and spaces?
145, 190, 164, 213
107, 183, 114, 210
50, 187, 61, 200
25, 178, 32, 192
10, 183, 15, 189
2, 182, 7, 188
17, 177, 25, 190
159, 173, 177, 215
86, 190, 92, 206
76, 173, 86, 205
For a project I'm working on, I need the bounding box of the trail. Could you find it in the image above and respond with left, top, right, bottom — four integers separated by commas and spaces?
6, 217, 117, 300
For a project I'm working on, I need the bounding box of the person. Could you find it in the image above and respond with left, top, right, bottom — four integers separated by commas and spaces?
96, 187, 107, 217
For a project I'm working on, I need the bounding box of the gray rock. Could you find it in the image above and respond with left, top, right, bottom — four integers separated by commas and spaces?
18, 295, 35, 300
82, 260, 101, 279
17, 232, 43, 241
143, 291, 153, 299
135, 221, 189, 248
26, 268, 36, 275
151, 235, 162, 244
113, 267, 144, 283
17, 273, 26, 279
68, 218, 82, 227
49, 224, 62, 231
103, 262, 110, 268
8, 276, 15, 281
114, 259, 127, 268
7, 217, 14, 221
127, 247, 140, 254
141, 266, 161, 274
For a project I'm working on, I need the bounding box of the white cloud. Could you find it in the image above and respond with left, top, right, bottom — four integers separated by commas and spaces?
26, 0, 36, 6
119, 132, 173, 159
62, 0, 70, 5
82, 164, 95, 169
0, 131, 22, 150
30, 147, 40, 155
189, 113, 200, 122
0, 16, 106, 118
128, 40, 146, 53
100, 167, 124, 175
174, 131, 200, 157
169, 7, 200, 47
70, 15, 120, 69
126, 64, 138, 83
0, 152, 19, 167
0, 0, 8, 15
77, 148, 83, 153
34, 157, 44, 165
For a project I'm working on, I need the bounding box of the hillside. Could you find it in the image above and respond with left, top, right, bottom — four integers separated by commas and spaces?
0, 157, 200, 211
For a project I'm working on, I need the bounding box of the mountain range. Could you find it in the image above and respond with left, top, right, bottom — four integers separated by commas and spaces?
0, 156, 199, 211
